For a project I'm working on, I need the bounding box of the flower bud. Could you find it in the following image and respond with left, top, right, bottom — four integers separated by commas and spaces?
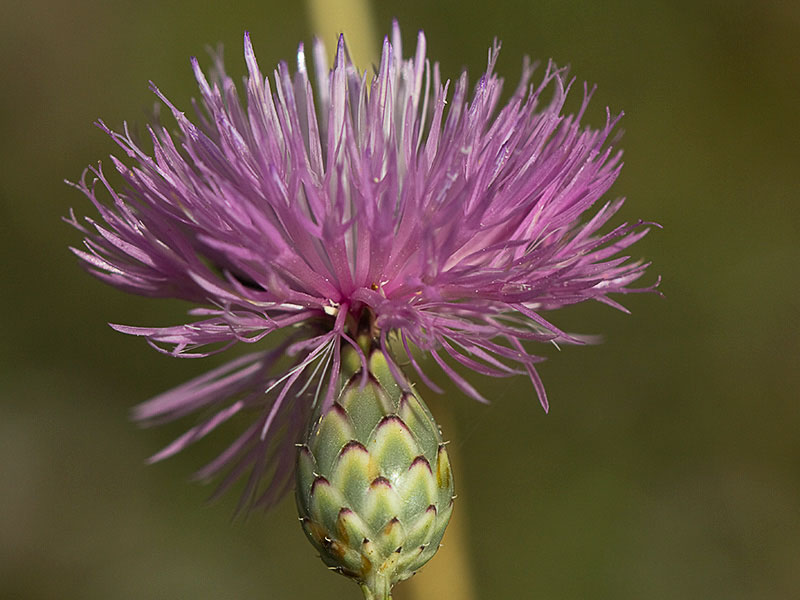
296, 347, 454, 600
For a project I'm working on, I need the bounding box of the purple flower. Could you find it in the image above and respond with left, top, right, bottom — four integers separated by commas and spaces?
68, 22, 657, 510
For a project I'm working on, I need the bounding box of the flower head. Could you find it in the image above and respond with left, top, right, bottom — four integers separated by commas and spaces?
68, 22, 656, 511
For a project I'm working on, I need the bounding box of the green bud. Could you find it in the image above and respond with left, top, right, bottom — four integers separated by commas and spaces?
296, 345, 454, 600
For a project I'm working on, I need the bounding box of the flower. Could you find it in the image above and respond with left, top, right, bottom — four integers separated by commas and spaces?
68, 22, 657, 511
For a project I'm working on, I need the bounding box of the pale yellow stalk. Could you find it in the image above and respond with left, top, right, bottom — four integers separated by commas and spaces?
393, 400, 477, 600
306, 0, 378, 70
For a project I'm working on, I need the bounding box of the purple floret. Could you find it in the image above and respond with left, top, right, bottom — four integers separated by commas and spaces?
68, 22, 657, 510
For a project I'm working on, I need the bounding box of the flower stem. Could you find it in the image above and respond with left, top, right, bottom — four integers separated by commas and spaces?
359, 575, 392, 600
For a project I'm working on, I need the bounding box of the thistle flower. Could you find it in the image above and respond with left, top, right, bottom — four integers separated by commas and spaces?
68, 20, 656, 598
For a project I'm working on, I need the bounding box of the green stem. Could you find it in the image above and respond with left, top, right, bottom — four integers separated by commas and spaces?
359, 575, 392, 600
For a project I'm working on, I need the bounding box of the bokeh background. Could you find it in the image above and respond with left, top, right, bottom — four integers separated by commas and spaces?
2, 0, 798, 598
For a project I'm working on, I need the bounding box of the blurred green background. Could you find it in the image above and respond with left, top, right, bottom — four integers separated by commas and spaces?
2, 0, 798, 598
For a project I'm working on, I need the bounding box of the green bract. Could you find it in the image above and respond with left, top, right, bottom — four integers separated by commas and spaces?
296, 346, 454, 600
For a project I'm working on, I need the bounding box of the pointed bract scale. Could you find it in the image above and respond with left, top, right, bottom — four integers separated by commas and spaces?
300, 516, 329, 553
404, 500, 452, 573
310, 402, 356, 475
359, 536, 380, 573
401, 504, 437, 554
334, 508, 372, 573
431, 498, 454, 549
321, 537, 358, 573
395, 544, 429, 579
330, 441, 373, 513
410, 540, 442, 575
436, 443, 453, 507
309, 476, 350, 533
295, 444, 318, 513
335, 507, 371, 548
437, 498, 454, 532
374, 516, 407, 559
398, 456, 437, 519
368, 350, 403, 399
338, 375, 392, 441
362, 476, 404, 533
398, 393, 440, 464
368, 416, 420, 485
